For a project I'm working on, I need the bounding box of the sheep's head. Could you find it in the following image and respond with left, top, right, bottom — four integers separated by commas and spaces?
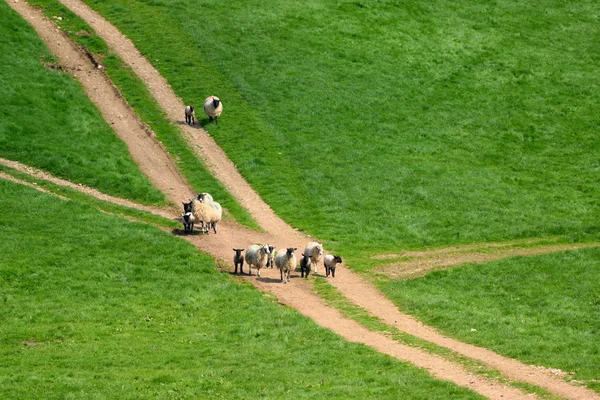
268, 245, 276, 254
233, 248, 244, 257
286, 248, 298, 257
333, 255, 343, 264
262, 244, 272, 254
182, 200, 194, 213
213, 98, 220, 108
316, 245, 324, 256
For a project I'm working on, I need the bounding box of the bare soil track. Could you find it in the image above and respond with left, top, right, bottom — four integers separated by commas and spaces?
7, 1, 600, 399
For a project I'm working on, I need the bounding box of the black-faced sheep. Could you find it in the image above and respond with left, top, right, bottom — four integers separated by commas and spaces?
324, 255, 343, 278
233, 248, 244, 274
265, 245, 276, 268
183, 199, 209, 234
184, 105, 195, 125
303, 242, 324, 274
204, 96, 223, 125
197, 192, 213, 204
179, 211, 195, 234
275, 247, 297, 283
244, 244, 272, 277
300, 253, 311, 278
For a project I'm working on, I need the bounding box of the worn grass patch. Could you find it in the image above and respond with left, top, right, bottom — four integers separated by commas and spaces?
0, 2, 166, 205
380, 248, 600, 392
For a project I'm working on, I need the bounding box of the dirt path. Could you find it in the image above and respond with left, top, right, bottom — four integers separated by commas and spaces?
8, 1, 600, 399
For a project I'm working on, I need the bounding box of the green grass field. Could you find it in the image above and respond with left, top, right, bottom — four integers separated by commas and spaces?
0, 2, 166, 206
0, 180, 484, 399
380, 248, 600, 391
80, 0, 599, 259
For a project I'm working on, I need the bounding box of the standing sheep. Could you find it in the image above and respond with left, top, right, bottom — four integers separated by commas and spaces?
275, 247, 297, 283
324, 255, 343, 278
204, 96, 223, 125
184, 105, 195, 125
244, 244, 272, 277
300, 253, 311, 278
265, 245, 276, 268
233, 248, 244, 274
178, 211, 195, 234
303, 242, 324, 274
183, 199, 210, 234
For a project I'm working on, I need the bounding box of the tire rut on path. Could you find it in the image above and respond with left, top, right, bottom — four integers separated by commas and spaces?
9, 1, 599, 399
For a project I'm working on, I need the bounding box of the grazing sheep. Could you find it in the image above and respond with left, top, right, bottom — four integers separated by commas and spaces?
197, 192, 213, 204
179, 211, 195, 234
244, 244, 272, 277
205, 201, 222, 234
204, 96, 223, 125
266, 245, 276, 268
300, 253, 311, 278
324, 255, 343, 278
275, 247, 297, 283
184, 105, 195, 125
303, 242, 324, 274
233, 248, 244, 274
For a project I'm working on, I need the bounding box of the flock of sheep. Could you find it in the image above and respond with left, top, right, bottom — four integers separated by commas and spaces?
179, 96, 343, 282
233, 242, 343, 283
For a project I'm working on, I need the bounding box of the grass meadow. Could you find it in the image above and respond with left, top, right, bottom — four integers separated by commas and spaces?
79, 0, 599, 260
0, 180, 484, 399
381, 248, 600, 391
0, 1, 166, 206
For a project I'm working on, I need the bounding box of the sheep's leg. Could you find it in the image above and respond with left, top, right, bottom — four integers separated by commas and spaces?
257, 267, 261, 277
331, 267, 336, 278
280, 269, 284, 283
325, 266, 330, 277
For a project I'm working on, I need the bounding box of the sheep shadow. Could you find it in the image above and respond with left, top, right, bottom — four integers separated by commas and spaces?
171, 228, 205, 237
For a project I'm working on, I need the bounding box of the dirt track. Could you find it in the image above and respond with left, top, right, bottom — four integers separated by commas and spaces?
6, 1, 600, 399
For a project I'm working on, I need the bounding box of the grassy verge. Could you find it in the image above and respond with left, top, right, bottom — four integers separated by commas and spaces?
0, 164, 178, 230
312, 277, 561, 400
78, 0, 599, 261
24, 0, 260, 230
380, 248, 600, 392
0, 180, 483, 399
0, 1, 166, 206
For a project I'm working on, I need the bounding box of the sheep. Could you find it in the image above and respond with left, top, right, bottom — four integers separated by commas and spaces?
265, 245, 276, 268
204, 96, 223, 125
275, 247, 297, 283
244, 244, 272, 277
184, 105, 195, 125
303, 242, 324, 274
324, 255, 343, 278
233, 248, 244, 274
183, 199, 210, 234
205, 201, 222, 234
300, 253, 311, 278
178, 211, 195, 234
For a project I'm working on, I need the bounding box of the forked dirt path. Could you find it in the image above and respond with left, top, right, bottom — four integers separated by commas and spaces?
8, 1, 599, 399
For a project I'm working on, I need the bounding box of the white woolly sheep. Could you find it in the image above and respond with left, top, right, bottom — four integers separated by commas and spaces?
204, 96, 223, 125
184, 105, 195, 125
183, 199, 211, 234
300, 253, 311, 278
303, 242, 324, 274
233, 248, 244, 274
205, 201, 222, 234
265, 245, 276, 268
275, 247, 297, 283
324, 255, 343, 278
244, 244, 272, 277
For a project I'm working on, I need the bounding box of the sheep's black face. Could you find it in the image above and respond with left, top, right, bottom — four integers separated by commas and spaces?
213, 99, 220, 108
334, 256, 343, 264
183, 201, 193, 213
286, 248, 297, 256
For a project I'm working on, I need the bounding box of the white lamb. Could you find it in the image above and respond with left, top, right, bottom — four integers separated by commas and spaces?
184, 105, 195, 125
266, 245, 276, 268
275, 247, 297, 283
303, 242, 324, 274
244, 244, 272, 277
324, 255, 343, 278
204, 96, 223, 125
